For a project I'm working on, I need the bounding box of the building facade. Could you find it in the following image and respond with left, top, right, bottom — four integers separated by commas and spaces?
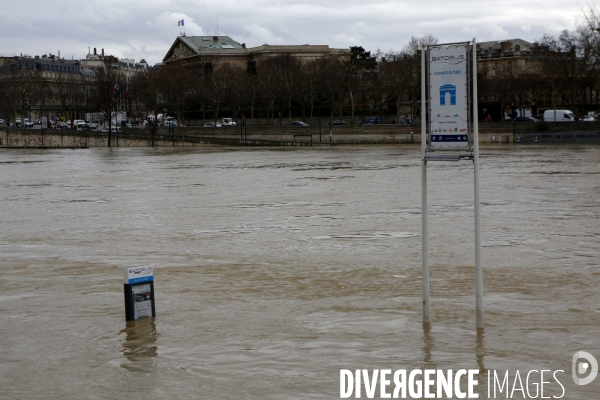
0, 49, 149, 123
162, 35, 350, 68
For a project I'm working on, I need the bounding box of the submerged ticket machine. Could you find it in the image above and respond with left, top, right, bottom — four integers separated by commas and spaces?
123, 265, 156, 321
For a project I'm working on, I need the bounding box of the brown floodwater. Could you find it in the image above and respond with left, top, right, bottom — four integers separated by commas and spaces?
0, 145, 599, 399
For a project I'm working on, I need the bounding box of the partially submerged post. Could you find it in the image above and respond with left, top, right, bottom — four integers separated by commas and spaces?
123, 265, 156, 321
421, 39, 484, 329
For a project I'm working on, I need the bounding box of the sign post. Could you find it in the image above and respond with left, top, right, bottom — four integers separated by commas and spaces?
421, 44, 430, 323
123, 265, 155, 321
421, 39, 483, 329
472, 39, 483, 329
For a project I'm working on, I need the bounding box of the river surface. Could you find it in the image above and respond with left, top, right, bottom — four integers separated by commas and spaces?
1, 145, 599, 399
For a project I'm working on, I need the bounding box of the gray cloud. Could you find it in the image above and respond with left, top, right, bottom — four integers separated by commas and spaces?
0, 0, 583, 65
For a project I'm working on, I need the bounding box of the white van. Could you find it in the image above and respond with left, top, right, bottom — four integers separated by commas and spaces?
543, 110, 575, 122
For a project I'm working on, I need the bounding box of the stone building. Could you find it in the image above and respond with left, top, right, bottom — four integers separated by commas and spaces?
476, 39, 549, 79
0, 55, 96, 122
162, 35, 350, 67
0, 49, 149, 122
474, 38, 576, 115
80, 48, 149, 79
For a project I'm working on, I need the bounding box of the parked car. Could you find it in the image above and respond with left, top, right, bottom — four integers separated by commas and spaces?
55, 122, 70, 129
164, 120, 179, 127
204, 122, 222, 127
73, 119, 86, 128
85, 122, 98, 130
360, 117, 383, 124
543, 109, 575, 122
79, 123, 98, 130
581, 115, 595, 122
24, 118, 34, 127
222, 118, 237, 126
514, 116, 539, 122
399, 118, 416, 125
0, 119, 4, 125
102, 127, 120, 133
332, 120, 347, 125
291, 121, 309, 126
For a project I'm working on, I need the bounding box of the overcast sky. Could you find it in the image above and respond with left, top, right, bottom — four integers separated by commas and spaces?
0, 0, 590, 66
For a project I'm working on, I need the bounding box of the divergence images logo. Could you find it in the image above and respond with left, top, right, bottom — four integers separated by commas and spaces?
572, 351, 598, 385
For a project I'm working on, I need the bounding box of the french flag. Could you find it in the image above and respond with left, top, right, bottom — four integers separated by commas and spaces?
178, 19, 184, 26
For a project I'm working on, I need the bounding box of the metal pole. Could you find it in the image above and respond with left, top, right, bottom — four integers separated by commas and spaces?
421, 44, 430, 323
473, 38, 484, 330
319, 111, 321, 142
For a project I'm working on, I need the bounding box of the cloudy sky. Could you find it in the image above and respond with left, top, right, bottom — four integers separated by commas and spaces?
0, 0, 590, 66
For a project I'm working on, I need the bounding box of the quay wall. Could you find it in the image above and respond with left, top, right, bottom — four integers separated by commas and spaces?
1, 122, 598, 147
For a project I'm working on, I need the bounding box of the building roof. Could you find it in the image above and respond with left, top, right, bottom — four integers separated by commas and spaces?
477, 38, 535, 54
162, 35, 350, 64
0, 56, 94, 76
163, 35, 246, 62
180, 35, 245, 50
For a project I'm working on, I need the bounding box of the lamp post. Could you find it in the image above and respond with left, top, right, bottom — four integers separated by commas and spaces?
171, 120, 174, 147
319, 108, 321, 143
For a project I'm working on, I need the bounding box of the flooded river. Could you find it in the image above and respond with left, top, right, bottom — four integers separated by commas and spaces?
1, 145, 599, 399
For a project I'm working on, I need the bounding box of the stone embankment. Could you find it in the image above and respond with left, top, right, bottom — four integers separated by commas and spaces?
1, 122, 598, 147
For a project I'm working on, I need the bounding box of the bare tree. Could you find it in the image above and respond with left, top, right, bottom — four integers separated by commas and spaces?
537, 30, 591, 112
256, 57, 283, 125
275, 55, 302, 124
156, 62, 193, 123
345, 46, 377, 123
205, 63, 239, 123
91, 62, 124, 146
2, 64, 39, 123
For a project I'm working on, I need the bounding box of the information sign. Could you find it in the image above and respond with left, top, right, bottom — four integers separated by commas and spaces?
123, 265, 153, 284
429, 45, 469, 149
123, 265, 156, 321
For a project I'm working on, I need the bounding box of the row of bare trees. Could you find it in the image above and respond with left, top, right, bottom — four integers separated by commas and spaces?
126, 17, 600, 125
125, 38, 441, 126
0, 66, 92, 123
2, 7, 600, 127
478, 5, 600, 115
0, 59, 127, 145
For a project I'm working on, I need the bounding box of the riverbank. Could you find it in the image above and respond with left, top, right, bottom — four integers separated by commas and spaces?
1, 123, 599, 147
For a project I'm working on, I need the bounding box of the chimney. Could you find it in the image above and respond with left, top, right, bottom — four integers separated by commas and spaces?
242, 43, 246, 48
94, 47, 97, 55
35, 55, 39, 60
102, 48, 104, 57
